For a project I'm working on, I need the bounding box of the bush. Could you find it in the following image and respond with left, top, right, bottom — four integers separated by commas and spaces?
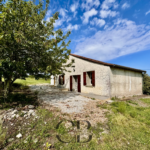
143, 73, 150, 95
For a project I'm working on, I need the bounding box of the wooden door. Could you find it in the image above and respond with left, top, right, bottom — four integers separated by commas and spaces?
70, 76, 72, 91
77, 75, 81, 92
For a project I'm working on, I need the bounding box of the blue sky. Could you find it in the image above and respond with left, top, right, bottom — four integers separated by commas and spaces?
2, 0, 150, 74
44, 0, 150, 74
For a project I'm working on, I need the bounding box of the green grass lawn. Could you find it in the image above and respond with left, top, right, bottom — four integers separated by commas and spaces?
14, 77, 50, 86
97, 99, 150, 150
2, 76, 50, 86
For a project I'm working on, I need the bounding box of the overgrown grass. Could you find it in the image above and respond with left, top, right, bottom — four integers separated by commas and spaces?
140, 98, 150, 104
1, 99, 150, 149
4, 108, 59, 150
127, 100, 138, 105
3, 108, 102, 150
0, 123, 6, 146
98, 100, 150, 150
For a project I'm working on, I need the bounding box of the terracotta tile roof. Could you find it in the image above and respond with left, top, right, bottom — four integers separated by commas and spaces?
70, 54, 146, 73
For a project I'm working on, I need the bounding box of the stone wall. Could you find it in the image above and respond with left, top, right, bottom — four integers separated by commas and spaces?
61, 55, 111, 96
55, 55, 143, 97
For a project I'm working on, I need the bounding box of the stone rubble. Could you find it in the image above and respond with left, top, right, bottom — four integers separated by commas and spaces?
16, 133, 22, 138
1, 105, 37, 123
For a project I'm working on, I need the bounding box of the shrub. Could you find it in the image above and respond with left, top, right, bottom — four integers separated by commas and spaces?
143, 73, 150, 95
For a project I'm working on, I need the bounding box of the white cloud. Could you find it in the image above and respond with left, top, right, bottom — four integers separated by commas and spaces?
54, 8, 69, 27
90, 18, 105, 27
74, 19, 150, 61
113, 3, 119, 9
100, 10, 118, 18
82, 8, 98, 24
67, 17, 72, 22
101, 0, 116, 10
81, 0, 100, 10
46, 10, 52, 22
66, 24, 80, 31
54, 18, 64, 27
70, 2, 78, 12
122, 3, 130, 9
70, 2, 79, 17
145, 10, 150, 15
60, 8, 67, 18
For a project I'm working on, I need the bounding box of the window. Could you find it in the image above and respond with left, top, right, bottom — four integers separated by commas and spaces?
83, 71, 95, 86
59, 75, 65, 85
72, 65, 75, 72
72, 59, 75, 63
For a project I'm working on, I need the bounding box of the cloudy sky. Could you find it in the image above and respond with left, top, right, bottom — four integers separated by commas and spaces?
43, 0, 149, 74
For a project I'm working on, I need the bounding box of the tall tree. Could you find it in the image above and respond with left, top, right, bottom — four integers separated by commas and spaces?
0, 0, 73, 96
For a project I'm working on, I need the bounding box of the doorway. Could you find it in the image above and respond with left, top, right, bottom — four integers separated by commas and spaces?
70, 75, 81, 92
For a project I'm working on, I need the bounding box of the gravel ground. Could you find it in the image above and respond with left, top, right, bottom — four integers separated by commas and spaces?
29, 84, 94, 114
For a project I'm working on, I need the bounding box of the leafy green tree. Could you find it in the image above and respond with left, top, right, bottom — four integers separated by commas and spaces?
0, 0, 73, 96
143, 73, 150, 95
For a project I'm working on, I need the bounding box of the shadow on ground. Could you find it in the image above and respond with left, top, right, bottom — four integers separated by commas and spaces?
0, 83, 39, 110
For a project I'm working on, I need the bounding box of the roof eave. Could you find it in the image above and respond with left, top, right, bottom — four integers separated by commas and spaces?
70, 54, 146, 73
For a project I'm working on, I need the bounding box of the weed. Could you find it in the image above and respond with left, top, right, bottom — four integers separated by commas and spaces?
127, 100, 138, 105
130, 111, 137, 118
90, 111, 94, 114
44, 142, 52, 150
117, 102, 126, 114
111, 96, 120, 100
111, 97, 115, 100
96, 104, 102, 108
140, 98, 150, 104
0, 124, 6, 148
111, 102, 126, 114
91, 98, 95, 100
18, 111, 24, 117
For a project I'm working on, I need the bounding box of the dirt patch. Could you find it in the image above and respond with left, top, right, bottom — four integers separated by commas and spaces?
42, 99, 109, 128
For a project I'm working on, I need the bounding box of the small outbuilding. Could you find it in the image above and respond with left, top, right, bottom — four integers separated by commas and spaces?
54, 54, 146, 98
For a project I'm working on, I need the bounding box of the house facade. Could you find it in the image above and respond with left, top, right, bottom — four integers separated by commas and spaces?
54, 54, 146, 98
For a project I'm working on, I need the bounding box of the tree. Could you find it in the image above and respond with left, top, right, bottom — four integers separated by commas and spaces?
0, 0, 73, 97
143, 73, 150, 95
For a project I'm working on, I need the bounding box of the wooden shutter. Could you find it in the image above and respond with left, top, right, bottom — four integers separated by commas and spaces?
70, 76, 72, 91
59, 75, 61, 85
78, 75, 81, 92
63, 75, 65, 85
92, 71, 95, 86
83, 72, 86, 85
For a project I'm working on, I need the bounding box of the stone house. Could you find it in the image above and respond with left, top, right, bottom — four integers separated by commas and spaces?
54, 54, 146, 98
